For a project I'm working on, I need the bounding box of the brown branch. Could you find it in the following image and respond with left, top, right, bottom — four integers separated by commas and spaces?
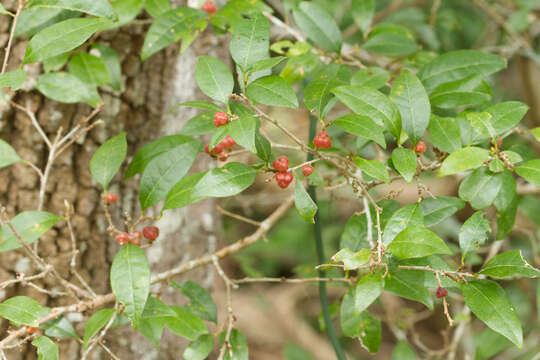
1, 0, 24, 74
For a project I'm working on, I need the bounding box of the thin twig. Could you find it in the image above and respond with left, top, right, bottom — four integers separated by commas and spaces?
1, 0, 24, 74
213, 256, 236, 360
216, 205, 261, 226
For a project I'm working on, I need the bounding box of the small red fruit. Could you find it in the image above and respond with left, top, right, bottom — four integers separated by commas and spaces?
413, 141, 426, 154
205, 143, 223, 156
26, 326, 38, 335
142, 226, 159, 242
128, 231, 142, 246
115, 232, 129, 245
275, 172, 293, 189
436, 286, 448, 299
105, 193, 118, 204
201, 0, 216, 14
272, 156, 289, 172
221, 135, 236, 148
302, 164, 314, 177
497, 137, 503, 147
213, 111, 228, 127
313, 131, 331, 149
218, 150, 228, 162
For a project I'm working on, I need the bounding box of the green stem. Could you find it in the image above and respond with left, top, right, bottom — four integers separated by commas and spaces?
307, 114, 347, 360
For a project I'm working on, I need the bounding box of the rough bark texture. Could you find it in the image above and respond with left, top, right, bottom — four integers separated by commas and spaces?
0, 1, 227, 358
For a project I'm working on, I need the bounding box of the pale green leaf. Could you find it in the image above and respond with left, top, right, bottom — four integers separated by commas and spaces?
420, 196, 465, 226
195, 55, 233, 104
246, 75, 298, 108
334, 114, 385, 148
27, 0, 116, 19
32, 336, 58, 360
351, 0, 374, 33
294, 180, 317, 223
70, 53, 110, 86
36, 72, 101, 107
459, 212, 490, 260
480, 250, 540, 279
0, 296, 43, 326
515, 159, 540, 186
83, 309, 115, 348
438, 147, 490, 177
382, 203, 423, 246
391, 148, 417, 183
230, 13, 269, 72
0, 211, 61, 252
428, 115, 461, 153
354, 157, 390, 183
145, 0, 170, 18
90, 133, 127, 190
0, 69, 26, 90
184, 334, 214, 360
293, 2, 342, 53
388, 226, 451, 259
0, 139, 21, 169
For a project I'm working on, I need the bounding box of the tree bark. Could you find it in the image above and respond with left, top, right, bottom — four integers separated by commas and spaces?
0, 1, 226, 358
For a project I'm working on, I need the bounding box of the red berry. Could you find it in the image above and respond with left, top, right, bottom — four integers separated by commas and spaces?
414, 141, 426, 154
302, 164, 314, 177
436, 286, 448, 299
213, 111, 228, 127
221, 135, 236, 148
275, 172, 293, 189
272, 156, 289, 172
128, 231, 142, 246
26, 326, 38, 335
142, 226, 159, 242
115, 232, 129, 245
105, 193, 118, 204
313, 131, 331, 149
497, 138, 503, 147
218, 150, 228, 162
201, 0, 216, 14
205, 143, 223, 156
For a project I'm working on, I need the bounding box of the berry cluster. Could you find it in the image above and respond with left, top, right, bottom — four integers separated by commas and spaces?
436, 286, 448, 299
201, 0, 216, 14
204, 112, 236, 161
313, 131, 331, 149
115, 226, 159, 247
272, 156, 293, 189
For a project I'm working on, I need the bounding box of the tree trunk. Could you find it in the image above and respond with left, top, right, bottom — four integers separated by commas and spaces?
0, 1, 226, 358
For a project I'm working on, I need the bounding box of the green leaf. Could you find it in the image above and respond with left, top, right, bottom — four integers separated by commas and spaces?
108, 0, 144, 27
392, 340, 417, 360
420, 196, 465, 227
419, 50, 506, 93
249, 56, 286, 73
341, 289, 382, 349
438, 147, 490, 177
427, 115, 461, 153
110, 244, 151, 326
334, 114, 385, 148
137, 296, 176, 346
138, 138, 201, 210
184, 334, 214, 360
195, 55, 234, 104
340, 214, 370, 252
458, 167, 503, 210
83, 309, 115, 348
0, 139, 21, 169
210, 0, 271, 31
390, 70, 430, 144
496, 198, 517, 240
304, 64, 350, 118
0, 296, 43, 326
332, 248, 371, 270
0, 211, 61, 252
179, 112, 214, 136
90, 133, 127, 190
388, 226, 451, 259
92, 44, 122, 91
391, 148, 417, 183
363, 24, 418, 56
32, 336, 59, 360
230, 13, 269, 72
165, 306, 207, 341
220, 329, 248, 360
174, 280, 217, 323
255, 132, 272, 162
43, 53, 70, 72
351, 67, 390, 89
42, 317, 78, 339
36, 72, 101, 107
145, 0, 170, 18
479, 250, 540, 279
333, 85, 401, 139
246, 75, 298, 108
294, 180, 317, 223
141, 7, 206, 60
430, 75, 492, 109
485, 101, 529, 136
354, 157, 390, 183
15, 8, 79, 38
0, 69, 26, 90
354, 274, 384, 314
459, 212, 490, 260
69, 53, 110, 86
228, 115, 257, 154
385, 263, 433, 309
515, 159, 540, 186
382, 203, 423, 246
0, 3, 11, 15
293, 2, 342, 53
24, 18, 109, 64
474, 328, 513, 360
27, 0, 116, 20
462, 280, 522, 347
163, 172, 206, 210
531, 127, 540, 142
493, 170, 516, 212
351, 0, 374, 33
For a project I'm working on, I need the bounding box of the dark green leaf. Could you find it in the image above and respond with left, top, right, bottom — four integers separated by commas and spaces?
83, 309, 115, 348
391, 148, 417, 183
90, 133, 127, 190
428, 115, 461, 153
36, 72, 101, 107
420, 196, 465, 227
480, 250, 540, 279
27, 0, 117, 20
108, 0, 144, 27
493, 170, 516, 212
458, 167, 502, 209
0, 211, 61, 252
351, 67, 390, 89
334, 114, 385, 148
163, 172, 206, 210
0, 69, 26, 90
165, 306, 207, 340
249, 56, 286, 73
179, 112, 215, 136
110, 244, 151, 326
229, 115, 258, 153
174, 280, 217, 323
69, 53, 110, 86
351, 0, 374, 33
246, 75, 298, 108
340, 290, 382, 352
354, 157, 390, 183
438, 147, 490, 177
0, 296, 43, 326
459, 212, 490, 260
0, 139, 21, 169
145, 0, 170, 18
340, 214, 370, 251
430, 75, 492, 109
363, 24, 418, 56
255, 132, 272, 162
220, 329, 248, 360
294, 180, 317, 223
32, 336, 58, 360
385, 263, 433, 309
304, 63, 350, 118
515, 159, 540, 186
92, 44, 122, 91
462, 279, 522, 347
293, 2, 342, 53
195, 55, 233, 104
382, 203, 423, 246
485, 101, 529, 136
24, 18, 109, 63
230, 13, 270, 72
354, 273, 384, 314
388, 226, 451, 259
390, 70, 430, 144
184, 334, 214, 360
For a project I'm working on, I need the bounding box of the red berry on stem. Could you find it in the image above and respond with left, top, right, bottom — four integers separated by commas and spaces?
497, 137, 503, 147
302, 164, 314, 177
221, 135, 236, 148
218, 150, 228, 162
272, 156, 289, 172
106, 193, 118, 204
26, 326, 38, 335
128, 231, 142, 246
201, 0, 216, 14
213, 111, 228, 127
414, 141, 426, 154
436, 286, 448, 299
313, 131, 331, 149
115, 232, 129, 245
142, 226, 159, 242
275, 172, 293, 189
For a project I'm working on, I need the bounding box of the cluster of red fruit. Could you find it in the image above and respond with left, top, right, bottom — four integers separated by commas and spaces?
201, 0, 216, 14
204, 112, 236, 161
272, 156, 314, 189
313, 131, 331, 149
436, 286, 448, 298
115, 226, 159, 246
